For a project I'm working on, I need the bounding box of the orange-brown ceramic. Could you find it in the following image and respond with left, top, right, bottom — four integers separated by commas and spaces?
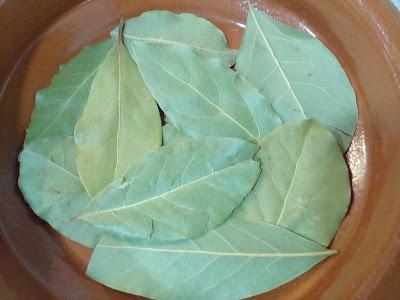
1, 0, 400, 299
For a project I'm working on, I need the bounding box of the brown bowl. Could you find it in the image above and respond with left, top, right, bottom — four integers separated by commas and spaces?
1, 0, 400, 299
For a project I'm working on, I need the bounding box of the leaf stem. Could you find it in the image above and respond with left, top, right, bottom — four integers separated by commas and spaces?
118, 17, 125, 46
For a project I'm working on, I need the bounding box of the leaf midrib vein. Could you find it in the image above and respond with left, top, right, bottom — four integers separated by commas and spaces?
97, 244, 336, 257
276, 125, 310, 225
250, 6, 306, 118
113, 47, 123, 181
124, 34, 236, 56
81, 162, 243, 218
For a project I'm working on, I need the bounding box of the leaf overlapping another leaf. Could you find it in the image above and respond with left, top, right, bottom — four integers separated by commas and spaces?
236, 4, 358, 151
25, 39, 113, 143
111, 11, 237, 66
18, 137, 102, 247
87, 218, 335, 300
237, 119, 351, 246
74, 40, 162, 197
78, 137, 260, 241
19, 40, 113, 247
127, 41, 282, 143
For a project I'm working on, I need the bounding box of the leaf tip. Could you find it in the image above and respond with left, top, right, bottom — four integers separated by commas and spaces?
247, 0, 254, 10
327, 249, 338, 256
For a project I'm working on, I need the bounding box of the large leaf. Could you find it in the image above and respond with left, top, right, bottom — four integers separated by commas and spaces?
87, 218, 335, 300
237, 119, 350, 246
74, 40, 162, 197
19, 40, 114, 247
25, 39, 113, 143
236, 4, 358, 151
78, 137, 260, 241
18, 137, 101, 248
111, 11, 237, 66
128, 41, 282, 143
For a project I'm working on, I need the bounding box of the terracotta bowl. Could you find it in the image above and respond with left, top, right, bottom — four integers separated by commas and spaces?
1, 0, 400, 299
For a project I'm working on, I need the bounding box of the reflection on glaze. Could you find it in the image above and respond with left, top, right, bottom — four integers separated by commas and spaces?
346, 125, 368, 188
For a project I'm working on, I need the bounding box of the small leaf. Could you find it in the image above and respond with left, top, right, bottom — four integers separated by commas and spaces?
237, 119, 351, 246
74, 40, 162, 197
25, 39, 113, 143
236, 3, 358, 151
162, 123, 188, 145
18, 137, 101, 248
87, 218, 335, 300
129, 42, 282, 143
78, 137, 260, 241
111, 11, 237, 66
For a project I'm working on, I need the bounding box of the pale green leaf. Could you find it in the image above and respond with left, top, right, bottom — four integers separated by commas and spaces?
128, 41, 282, 143
74, 42, 162, 197
19, 40, 114, 247
237, 119, 351, 246
111, 11, 237, 66
162, 123, 188, 145
87, 218, 335, 300
25, 39, 113, 143
18, 137, 101, 248
78, 137, 260, 241
236, 4, 358, 151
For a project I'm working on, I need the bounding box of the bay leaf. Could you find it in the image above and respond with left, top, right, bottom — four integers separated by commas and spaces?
25, 39, 112, 143
74, 38, 162, 197
111, 11, 237, 66
78, 137, 260, 241
237, 119, 351, 246
18, 137, 101, 248
87, 218, 335, 299
162, 123, 188, 145
19, 39, 115, 247
128, 41, 282, 143
236, 3, 358, 151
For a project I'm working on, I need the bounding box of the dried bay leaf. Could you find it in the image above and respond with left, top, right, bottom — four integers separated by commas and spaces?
78, 137, 260, 241
19, 40, 114, 247
25, 39, 112, 143
75, 36, 162, 197
237, 119, 351, 246
18, 137, 101, 247
87, 218, 335, 300
128, 42, 282, 143
236, 4, 358, 151
111, 11, 237, 66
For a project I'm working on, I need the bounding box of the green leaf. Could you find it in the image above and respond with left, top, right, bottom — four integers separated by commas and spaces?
237, 119, 350, 246
236, 4, 358, 151
87, 218, 335, 300
111, 11, 237, 66
128, 42, 282, 143
78, 137, 260, 241
18, 137, 101, 248
74, 41, 162, 197
162, 123, 188, 145
19, 40, 114, 247
25, 39, 113, 143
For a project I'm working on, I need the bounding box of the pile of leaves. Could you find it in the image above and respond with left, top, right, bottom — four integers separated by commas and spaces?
19, 4, 357, 299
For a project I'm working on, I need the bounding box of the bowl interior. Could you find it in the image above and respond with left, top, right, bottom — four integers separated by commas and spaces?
1, 0, 400, 299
